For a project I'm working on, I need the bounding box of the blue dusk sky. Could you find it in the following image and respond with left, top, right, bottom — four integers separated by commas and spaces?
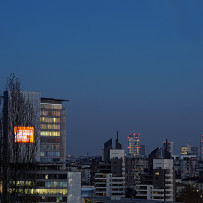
1, 1, 203, 155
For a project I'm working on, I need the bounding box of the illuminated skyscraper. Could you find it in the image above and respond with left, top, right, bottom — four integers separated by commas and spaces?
128, 133, 140, 157
1, 90, 69, 202
40, 98, 67, 163
180, 145, 191, 155
22, 93, 68, 163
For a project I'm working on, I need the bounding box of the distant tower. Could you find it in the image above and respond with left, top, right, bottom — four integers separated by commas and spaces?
116, 131, 122, 149
128, 133, 140, 157
200, 135, 203, 159
103, 138, 112, 162
180, 145, 191, 155
163, 140, 174, 155
191, 146, 198, 157
140, 145, 146, 157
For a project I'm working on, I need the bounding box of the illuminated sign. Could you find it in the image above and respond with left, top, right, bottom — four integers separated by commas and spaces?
14, 126, 34, 143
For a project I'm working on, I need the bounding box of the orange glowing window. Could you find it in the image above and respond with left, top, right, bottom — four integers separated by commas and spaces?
14, 126, 34, 143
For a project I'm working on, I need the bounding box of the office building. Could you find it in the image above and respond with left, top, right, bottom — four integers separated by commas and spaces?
128, 133, 140, 157
0, 90, 68, 202
23, 93, 68, 163
136, 147, 175, 201
180, 156, 198, 179
95, 137, 125, 200
125, 156, 147, 186
180, 145, 191, 155
40, 97, 67, 163
163, 140, 174, 155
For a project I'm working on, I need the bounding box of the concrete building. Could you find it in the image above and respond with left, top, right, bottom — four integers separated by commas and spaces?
67, 171, 81, 203
125, 157, 147, 186
81, 164, 91, 185
32, 164, 68, 202
95, 137, 125, 200
180, 155, 198, 179
135, 148, 175, 201
85, 196, 179, 203
0, 90, 69, 202
163, 141, 174, 155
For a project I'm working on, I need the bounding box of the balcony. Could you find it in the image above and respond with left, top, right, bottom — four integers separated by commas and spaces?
165, 184, 173, 186
111, 186, 125, 189
153, 194, 164, 197
136, 193, 147, 196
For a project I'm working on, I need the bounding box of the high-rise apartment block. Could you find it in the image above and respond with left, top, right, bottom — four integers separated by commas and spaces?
128, 133, 140, 157
95, 137, 125, 200
136, 147, 175, 201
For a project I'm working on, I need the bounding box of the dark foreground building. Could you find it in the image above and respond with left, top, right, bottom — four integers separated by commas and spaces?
0, 90, 68, 202
84, 196, 179, 203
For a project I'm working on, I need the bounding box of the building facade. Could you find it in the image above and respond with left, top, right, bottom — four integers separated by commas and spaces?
200, 135, 203, 160
40, 98, 67, 163
128, 133, 140, 157
0, 90, 69, 203
135, 148, 175, 201
163, 141, 174, 155
95, 138, 125, 200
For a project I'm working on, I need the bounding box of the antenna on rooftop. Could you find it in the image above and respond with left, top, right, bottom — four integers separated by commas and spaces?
165, 139, 168, 151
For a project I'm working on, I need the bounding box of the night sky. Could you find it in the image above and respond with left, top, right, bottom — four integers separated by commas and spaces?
1, 1, 203, 155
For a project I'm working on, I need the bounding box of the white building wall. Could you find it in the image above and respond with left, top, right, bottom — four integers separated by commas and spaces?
153, 159, 173, 170
153, 159, 174, 201
110, 149, 125, 160
67, 172, 81, 203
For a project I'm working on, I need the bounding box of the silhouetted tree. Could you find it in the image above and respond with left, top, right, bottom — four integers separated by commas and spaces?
177, 185, 203, 203
0, 74, 39, 202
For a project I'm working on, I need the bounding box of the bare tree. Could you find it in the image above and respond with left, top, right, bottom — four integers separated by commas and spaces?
0, 74, 39, 202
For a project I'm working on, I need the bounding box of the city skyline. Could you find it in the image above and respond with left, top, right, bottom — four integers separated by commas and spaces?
1, 1, 203, 155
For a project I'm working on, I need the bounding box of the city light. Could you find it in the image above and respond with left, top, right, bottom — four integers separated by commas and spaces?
14, 126, 34, 143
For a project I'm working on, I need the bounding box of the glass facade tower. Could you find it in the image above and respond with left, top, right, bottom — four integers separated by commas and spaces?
40, 98, 66, 163
128, 133, 140, 157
